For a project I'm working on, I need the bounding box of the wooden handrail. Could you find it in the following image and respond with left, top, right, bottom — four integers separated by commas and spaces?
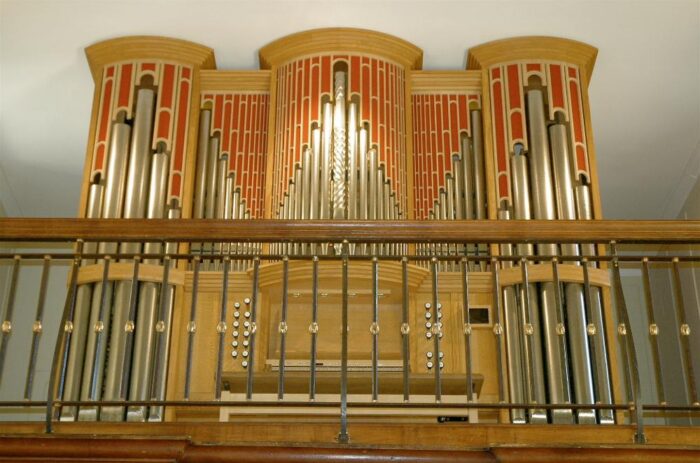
1, 218, 700, 243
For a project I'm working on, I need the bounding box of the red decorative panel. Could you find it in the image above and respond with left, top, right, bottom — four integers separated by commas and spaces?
203, 91, 270, 219
567, 66, 590, 181
273, 54, 406, 213
489, 61, 591, 209
89, 61, 194, 205
411, 92, 480, 220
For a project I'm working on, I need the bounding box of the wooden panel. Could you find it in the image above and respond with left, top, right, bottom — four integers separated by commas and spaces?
75, 262, 185, 286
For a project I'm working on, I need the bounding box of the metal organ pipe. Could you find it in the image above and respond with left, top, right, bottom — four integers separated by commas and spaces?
61, 182, 103, 421
193, 109, 212, 219
126, 150, 169, 422
102, 88, 156, 421
347, 103, 358, 220
320, 102, 333, 220
549, 123, 596, 424
525, 89, 573, 424
575, 183, 615, 424
78, 120, 131, 422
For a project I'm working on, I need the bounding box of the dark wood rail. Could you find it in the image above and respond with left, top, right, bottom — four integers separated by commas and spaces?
2, 218, 700, 243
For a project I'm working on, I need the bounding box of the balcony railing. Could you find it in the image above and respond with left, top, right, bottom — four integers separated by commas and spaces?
0, 218, 699, 447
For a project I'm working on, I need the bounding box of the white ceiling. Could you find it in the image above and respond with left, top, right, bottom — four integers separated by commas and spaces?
1, 0, 699, 219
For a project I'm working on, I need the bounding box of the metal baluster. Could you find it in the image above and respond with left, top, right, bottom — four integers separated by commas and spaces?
610, 243, 645, 443
119, 257, 141, 402
461, 256, 473, 402
278, 256, 289, 400
24, 256, 51, 400
46, 249, 81, 431
148, 254, 172, 420
246, 257, 260, 400
641, 258, 666, 406
309, 256, 319, 400
214, 257, 230, 400
0, 256, 21, 384
371, 257, 380, 401
491, 257, 506, 404
88, 256, 111, 409
430, 257, 442, 402
338, 241, 350, 443
671, 257, 699, 405
520, 258, 546, 421
401, 256, 410, 402
183, 256, 201, 400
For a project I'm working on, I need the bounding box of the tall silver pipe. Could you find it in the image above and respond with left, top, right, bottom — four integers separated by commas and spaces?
320, 102, 333, 220
212, 155, 228, 269
61, 183, 103, 421
526, 89, 573, 423
461, 136, 475, 220
223, 173, 235, 265
347, 103, 358, 220
287, 180, 296, 256
383, 181, 391, 254
550, 123, 596, 424
358, 129, 368, 221
193, 109, 211, 219
471, 111, 486, 220
126, 151, 169, 422
294, 165, 303, 254
301, 149, 312, 220
148, 206, 180, 422
78, 121, 131, 421
499, 208, 527, 424
204, 137, 219, 219
453, 156, 465, 220
368, 150, 378, 220
231, 187, 241, 270
575, 183, 614, 424
446, 174, 457, 270
301, 149, 312, 254
102, 89, 155, 421
510, 149, 547, 423
332, 72, 347, 220
282, 192, 290, 255
310, 128, 321, 220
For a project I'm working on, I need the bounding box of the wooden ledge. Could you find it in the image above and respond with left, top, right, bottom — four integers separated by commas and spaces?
259, 28, 423, 69
75, 262, 185, 286
498, 263, 610, 288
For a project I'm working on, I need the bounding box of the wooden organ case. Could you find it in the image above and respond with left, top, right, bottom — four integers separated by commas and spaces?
68, 30, 618, 425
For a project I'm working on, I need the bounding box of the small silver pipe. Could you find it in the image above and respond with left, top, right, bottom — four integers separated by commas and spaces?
347, 103, 358, 220
204, 137, 219, 219
310, 129, 321, 220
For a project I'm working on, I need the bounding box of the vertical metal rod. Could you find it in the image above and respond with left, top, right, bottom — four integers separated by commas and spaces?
358, 128, 368, 221
368, 150, 378, 220
118, 257, 141, 401
310, 128, 321, 220
193, 109, 212, 219
88, 256, 111, 403
204, 137, 220, 220
610, 244, 646, 443
430, 257, 442, 402
471, 110, 485, 220
45, 250, 81, 432
453, 155, 465, 220
371, 257, 380, 401
309, 256, 319, 400
461, 136, 475, 220
347, 103, 358, 220
148, 255, 171, 403
0, 256, 20, 384
320, 102, 333, 221
491, 257, 506, 404
278, 256, 289, 400
183, 257, 201, 400
461, 257, 473, 402
641, 258, 666, 405
519, 258, 539, 419
575, 184, 614, 424
338, 241, 350, 443
332, 72, 347, 220
215, 257, 230, 400
401, 256, 410, 402
671, 258, 699, 405
246, 257, 260, 400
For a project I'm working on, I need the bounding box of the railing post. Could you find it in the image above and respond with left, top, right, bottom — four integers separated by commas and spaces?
337, 240, 350, 444
610, 242, 646, 444
46, 241, 82, 433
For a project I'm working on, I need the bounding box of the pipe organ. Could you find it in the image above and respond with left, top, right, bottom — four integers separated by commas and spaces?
65, 30, 620, 425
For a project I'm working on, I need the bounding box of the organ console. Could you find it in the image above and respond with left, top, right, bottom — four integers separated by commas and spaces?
62, 29, 618, 426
